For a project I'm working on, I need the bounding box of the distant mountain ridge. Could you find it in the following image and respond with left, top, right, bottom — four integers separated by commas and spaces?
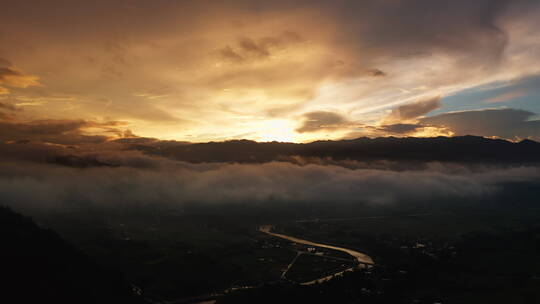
124, 136, 540, 164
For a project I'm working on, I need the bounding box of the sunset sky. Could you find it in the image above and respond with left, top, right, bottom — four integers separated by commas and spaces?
1, 0, 540, 143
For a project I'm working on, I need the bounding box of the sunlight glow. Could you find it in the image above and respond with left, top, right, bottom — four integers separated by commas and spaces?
253, 119, 297, 142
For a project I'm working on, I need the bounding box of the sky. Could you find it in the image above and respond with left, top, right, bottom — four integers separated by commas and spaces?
1, 0, 540, 144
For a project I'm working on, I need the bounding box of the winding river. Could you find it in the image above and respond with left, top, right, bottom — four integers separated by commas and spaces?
259, 225, 374, 285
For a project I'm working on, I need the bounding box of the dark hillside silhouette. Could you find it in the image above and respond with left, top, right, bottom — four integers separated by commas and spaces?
0, 207, 145, 304
123, 136, 540, 164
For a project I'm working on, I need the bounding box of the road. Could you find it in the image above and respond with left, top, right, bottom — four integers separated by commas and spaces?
281, 252, 302, 279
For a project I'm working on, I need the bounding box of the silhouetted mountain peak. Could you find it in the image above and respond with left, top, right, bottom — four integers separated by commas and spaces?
123, 135, 540, 164
519, 138, 538, 145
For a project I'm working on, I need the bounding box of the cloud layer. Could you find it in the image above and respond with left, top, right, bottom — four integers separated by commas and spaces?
1, 1, 540, 142
1, 156, 539, 212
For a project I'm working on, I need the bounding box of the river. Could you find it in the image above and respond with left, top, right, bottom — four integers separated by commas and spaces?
259, 225, 374, 285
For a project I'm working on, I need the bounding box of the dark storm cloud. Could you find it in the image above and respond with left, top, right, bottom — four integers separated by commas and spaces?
0, 102, 20, 112
375, 123, 423, 135
384, 96, 442, 123
8, 0, 530, 62
421, 108, 540, 140
323, 0, 522, 62
218, 32, 303, 63
0, 118, 127, 145
0, 67, 20, 79
0, 58, 40, 90
238, 37, 271, 57
366, 69, 386, 77
1, 119, 87, 136
296, 111, 351, 133
0, 58, 12, 67
0, 112, 15, 120
219, 46, 244, 62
